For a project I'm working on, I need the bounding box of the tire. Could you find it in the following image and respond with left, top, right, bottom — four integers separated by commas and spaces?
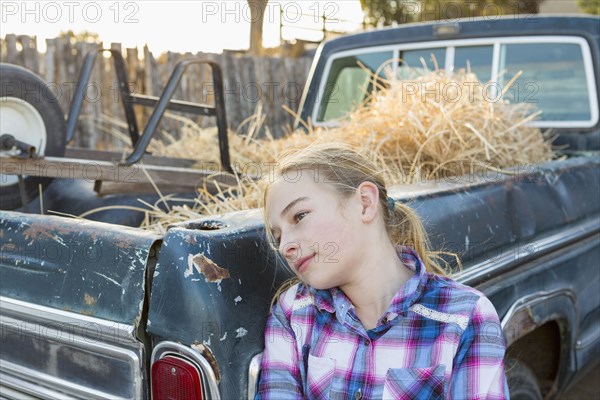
506, 358, 543, 400
0, 63, 67, 210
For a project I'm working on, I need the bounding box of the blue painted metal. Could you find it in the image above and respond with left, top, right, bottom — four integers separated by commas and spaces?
146, 209, 291, 399
146, 155, 600, 398
0, 211, 160, 324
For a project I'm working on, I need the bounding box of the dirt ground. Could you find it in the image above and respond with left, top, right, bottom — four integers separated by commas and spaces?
558, 363, 600, 399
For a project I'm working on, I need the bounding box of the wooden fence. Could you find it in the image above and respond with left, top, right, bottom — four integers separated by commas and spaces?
0, 34, 314, 149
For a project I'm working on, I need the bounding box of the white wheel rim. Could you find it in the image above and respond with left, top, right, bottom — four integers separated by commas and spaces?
0, 96, 47, 187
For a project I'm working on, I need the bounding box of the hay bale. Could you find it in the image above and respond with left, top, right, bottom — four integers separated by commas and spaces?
94, 69, 554, 233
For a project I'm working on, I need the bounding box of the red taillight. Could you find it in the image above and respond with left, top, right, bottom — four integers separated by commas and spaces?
152, 355, 203, 400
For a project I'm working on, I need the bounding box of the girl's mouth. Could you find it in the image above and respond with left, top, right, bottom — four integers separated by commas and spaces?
294, 254, 314, 273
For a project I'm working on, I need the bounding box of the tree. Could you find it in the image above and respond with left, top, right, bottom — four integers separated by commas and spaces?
248, 0, 269, 55
360, 0, 420, 26
360, 0, 542, 27
577, 0, 600, 14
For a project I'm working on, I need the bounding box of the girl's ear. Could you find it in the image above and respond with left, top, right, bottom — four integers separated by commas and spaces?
357, 181, 380, 223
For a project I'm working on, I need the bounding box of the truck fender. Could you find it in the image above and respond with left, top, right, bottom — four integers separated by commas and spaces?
501, 288, 577, 348
501, 288, 577, 397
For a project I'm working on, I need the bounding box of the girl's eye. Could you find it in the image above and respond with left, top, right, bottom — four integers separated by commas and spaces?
294, 211, 308, 223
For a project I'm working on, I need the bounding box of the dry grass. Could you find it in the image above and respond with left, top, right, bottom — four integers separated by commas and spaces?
93, 67, 554, 233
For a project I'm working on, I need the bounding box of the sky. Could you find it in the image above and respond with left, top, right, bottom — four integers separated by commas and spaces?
0, 0, 365, 54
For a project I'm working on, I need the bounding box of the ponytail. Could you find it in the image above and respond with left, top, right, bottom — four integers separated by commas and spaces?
387, 201, 455, 275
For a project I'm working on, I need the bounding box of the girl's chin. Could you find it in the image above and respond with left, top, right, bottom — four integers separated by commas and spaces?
302, 277, 337, 291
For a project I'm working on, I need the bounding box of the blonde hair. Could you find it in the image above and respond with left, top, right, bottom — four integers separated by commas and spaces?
263, 143, 450, 303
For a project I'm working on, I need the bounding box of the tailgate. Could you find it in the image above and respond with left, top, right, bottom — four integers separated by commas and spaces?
0, 211, 160, 399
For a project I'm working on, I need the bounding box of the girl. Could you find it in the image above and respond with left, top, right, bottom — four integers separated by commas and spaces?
256, 143, 509, 399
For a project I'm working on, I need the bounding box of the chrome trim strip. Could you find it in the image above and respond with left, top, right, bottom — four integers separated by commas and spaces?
0, 374, 63, 400
0, 361, 128, 399
454, 217, 600, 286
500, 289, 577, 331
247, 353, 263, 400
0, 296, 136, 344
152, 341, 221, 400
0, 312, 145, 399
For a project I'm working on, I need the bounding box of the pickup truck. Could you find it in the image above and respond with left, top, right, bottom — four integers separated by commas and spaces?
1, 15, 599, 399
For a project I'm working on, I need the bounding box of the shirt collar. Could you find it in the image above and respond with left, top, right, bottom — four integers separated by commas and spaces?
309, 246, 428, 318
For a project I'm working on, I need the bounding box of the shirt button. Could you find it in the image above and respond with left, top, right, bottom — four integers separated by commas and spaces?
355, 391, 363, 399
364, 339, 370, 346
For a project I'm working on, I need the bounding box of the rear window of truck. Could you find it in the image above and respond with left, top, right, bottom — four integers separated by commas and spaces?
315, 36, 598, 129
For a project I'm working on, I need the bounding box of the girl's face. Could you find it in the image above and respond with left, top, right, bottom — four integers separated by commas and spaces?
266, 169, 364, 289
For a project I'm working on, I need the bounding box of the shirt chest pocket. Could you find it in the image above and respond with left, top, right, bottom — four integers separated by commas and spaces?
382, 364, 446, 400
305, 354, 336, 399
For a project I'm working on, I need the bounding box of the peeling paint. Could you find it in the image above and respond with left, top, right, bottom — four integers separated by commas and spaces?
220, 332, 228, 341
191, 253, 230, 282
191, 343, 221, 383
84, 293, 97, 306
235, 327, 248, 338
184, 253, 194, 278
185, 234, 197, 245
53, 235, 68, 247
234, 296, 242, 304
23, 225, 68, 241
191, 343, 205, 353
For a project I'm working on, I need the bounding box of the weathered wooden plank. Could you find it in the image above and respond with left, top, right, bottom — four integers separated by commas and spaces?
43, 38, 57, 87
5, 34, 19, 65
283, 56, 298, 131
65, 147, 197, 167
221, 52, 238, 131
201, 52, 219, 128
239, 55, 257, 133
0, 37, 6, 63
254, 55, 267, 134
269, 56, 285, 138
0, 156, 246, 188
19, 35, 39, 73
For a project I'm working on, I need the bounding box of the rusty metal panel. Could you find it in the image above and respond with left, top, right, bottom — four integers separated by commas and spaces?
0, 211, 160, 325
147, 209, 291, 399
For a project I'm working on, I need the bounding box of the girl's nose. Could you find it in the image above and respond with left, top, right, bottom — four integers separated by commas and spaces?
280, 240, 300, 262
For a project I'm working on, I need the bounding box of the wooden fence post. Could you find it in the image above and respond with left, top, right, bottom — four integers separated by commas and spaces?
2, 34, 315, 148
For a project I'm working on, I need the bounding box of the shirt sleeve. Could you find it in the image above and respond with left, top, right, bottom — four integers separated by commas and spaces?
255, 289, 304, 399
448, 295, 510, 400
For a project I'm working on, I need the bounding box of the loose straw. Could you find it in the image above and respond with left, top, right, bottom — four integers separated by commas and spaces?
87, 68, 554, 233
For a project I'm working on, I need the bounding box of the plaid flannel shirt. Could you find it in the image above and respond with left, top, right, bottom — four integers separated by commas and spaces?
256, 246, 509, 399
